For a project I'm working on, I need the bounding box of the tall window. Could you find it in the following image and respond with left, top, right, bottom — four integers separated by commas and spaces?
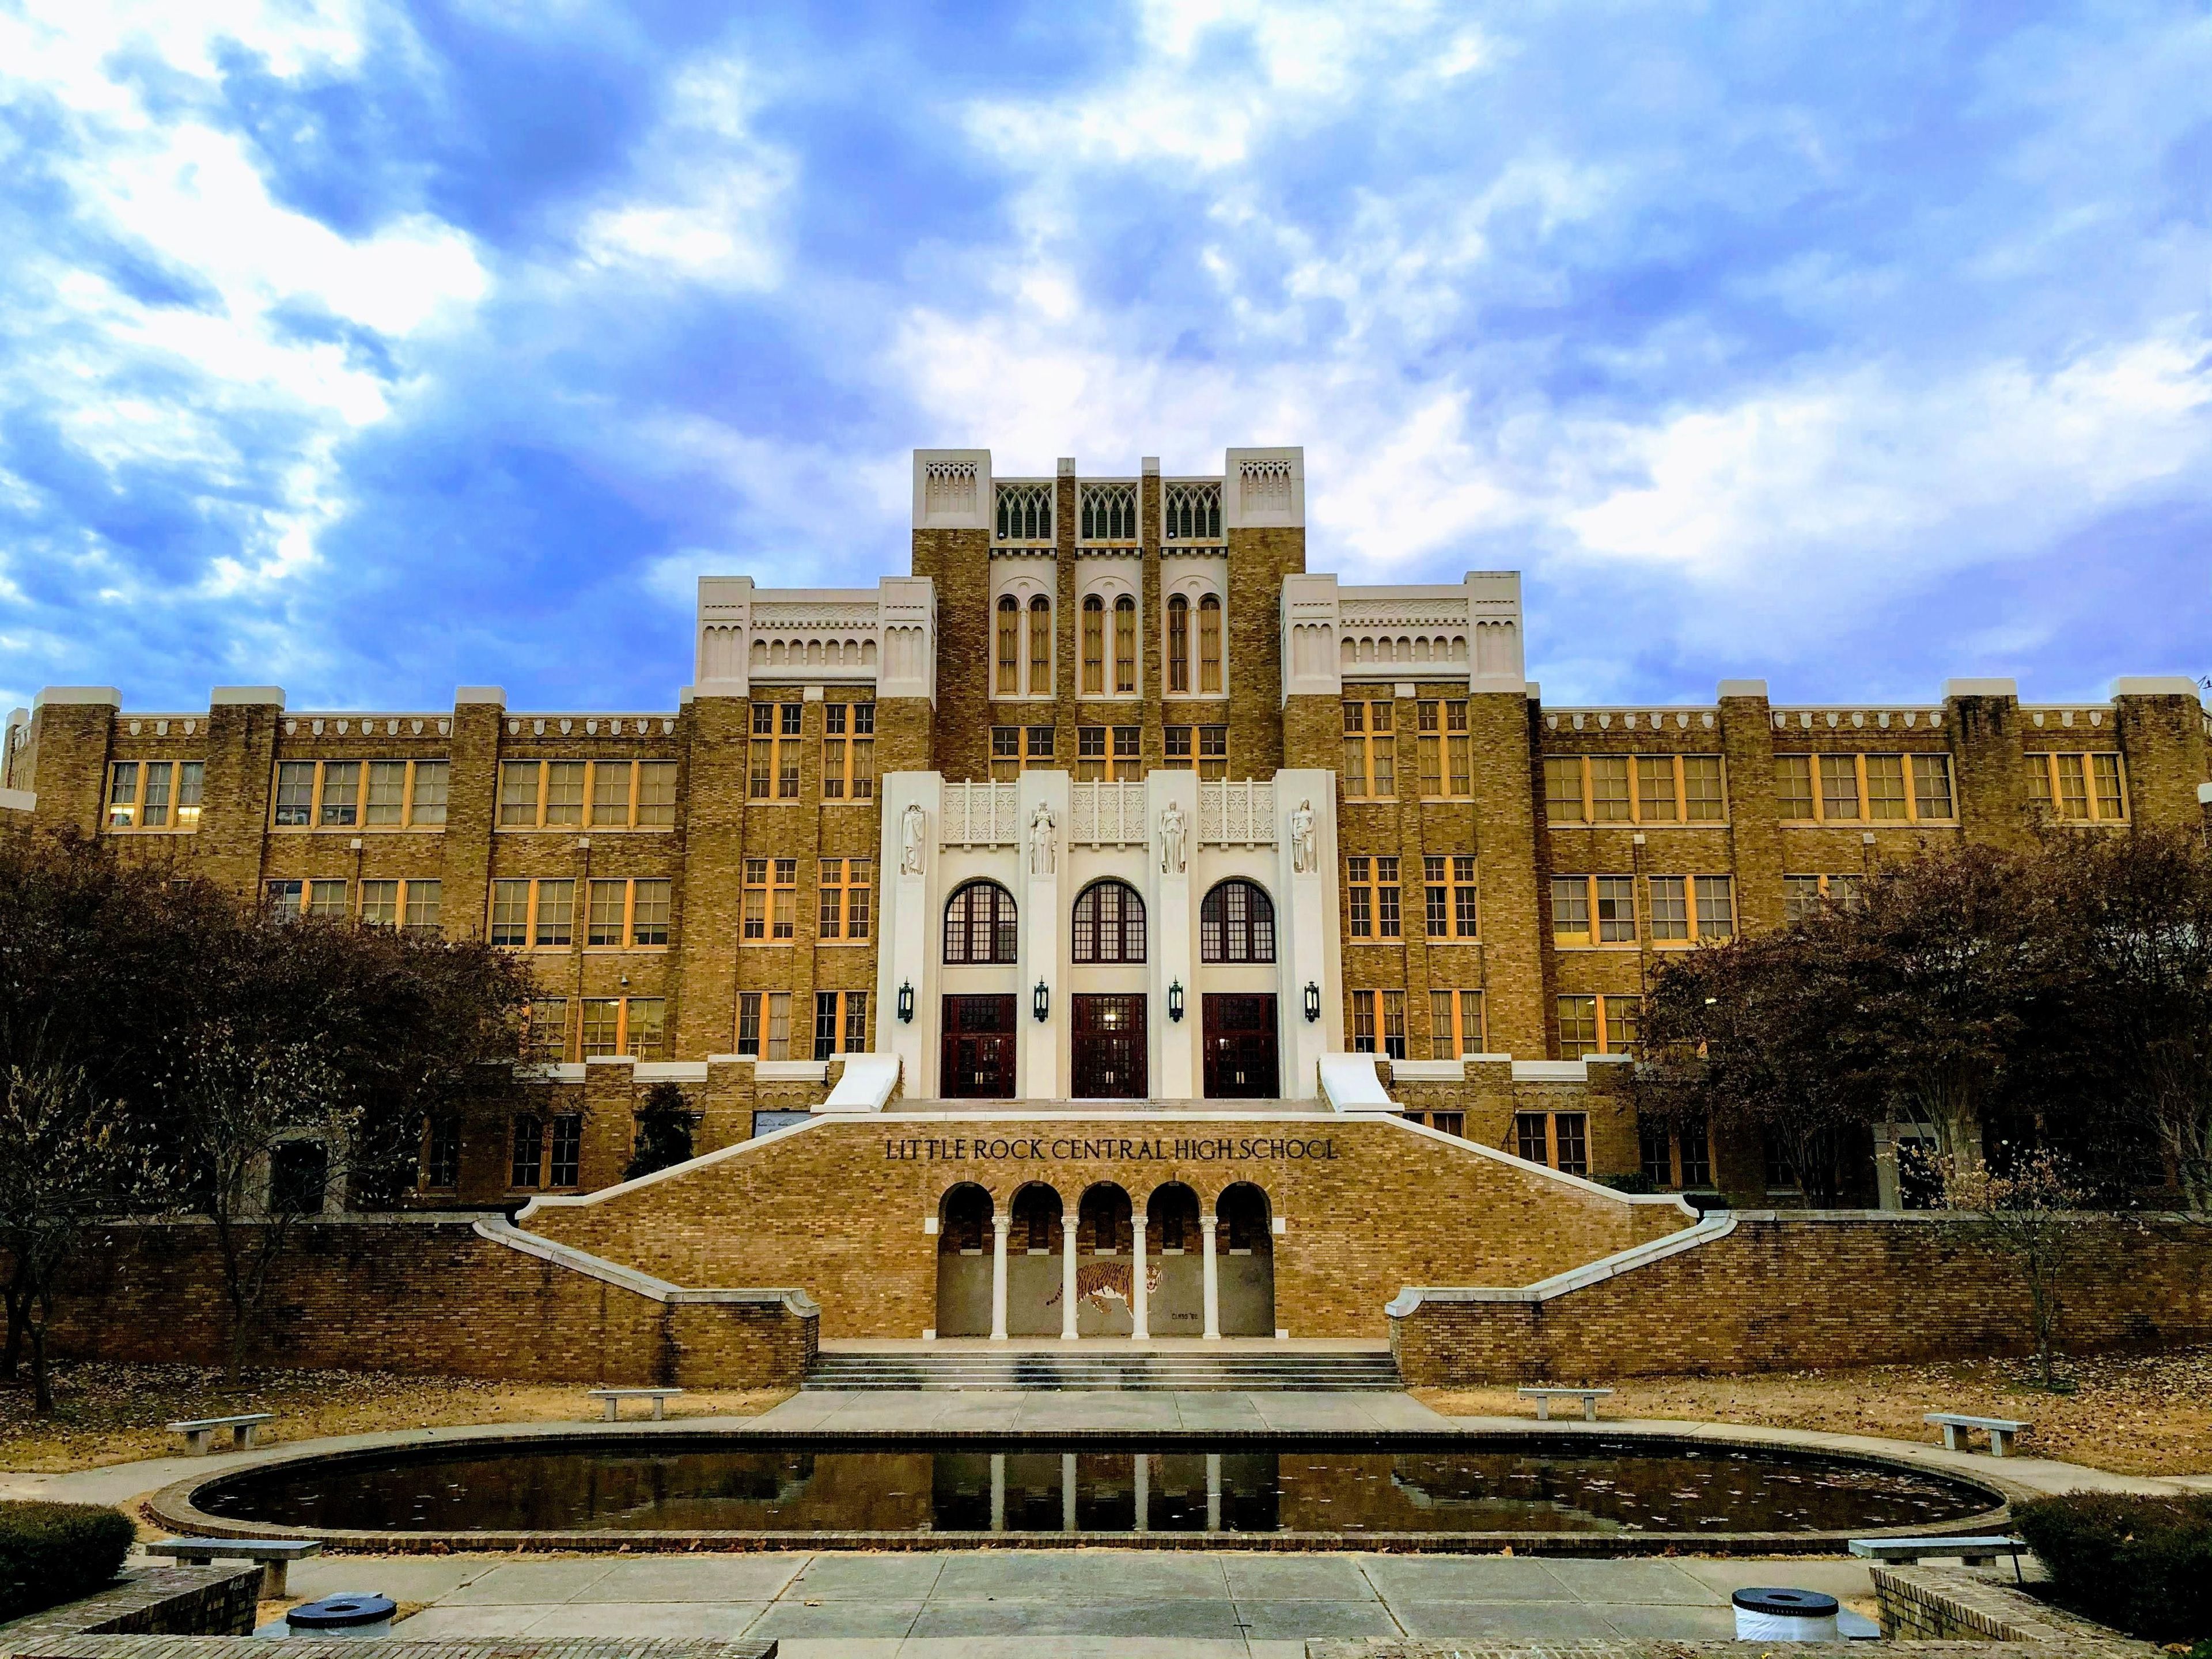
106, 760, 205, 831
819, 858, 872, 941
1197, 595, 1222, 694
1028, 596, 1052, 694
737, 991, 793, 1059
1775, 753, 1955, 823
1641, 1114, 1711, 1189
1430, 989, 1484, 1059
1416, 701, 1471, 798
1423, 855, 1478, 938
525, 998, 569, 1063
1552, 875, 1637, 945
743, 858, 797, 941
548, 1115, 583, 1187
487, 878, 579, 947
584, 878, 672, 948
990, 725, 1056, 781
1647, 875, 1734, 943
996, 596, 1020, 694
1113, 596, 1137, 693
1544, 755, 1725, 824
1346, 856, 1401, 939
749, 703, 805, 800
2026, 752, 2126, 822
1350, 989, 1407, 1059
823, 703, 875, 800
814, 990, 870, 1059
1200, 880, 1275, 963
1556, 993, 1639, 1058
944, 880, 1018, 964
1515, 1111, 1590, 1176
1341, 700, 1395, 798
1075, 726, 1141, 781
1072, 880, 1146, 963
1081, 596, 1105, 694
1167, 596, 1190, 692
422, 1115, 460, 1191
510, 1115, 544, 1189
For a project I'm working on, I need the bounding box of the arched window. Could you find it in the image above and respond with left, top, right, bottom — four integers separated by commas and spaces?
1072, 879, 1146, 963
1114, 596, 1137, 693
1199, 595, 1223, 694
1081, 596, 1105, 694
1167, 595, 1190, 694
944, 880, 1018, 964
1200, 880, 1275, 963
1027, 596, 1051, 695
995, 597, 1019, 694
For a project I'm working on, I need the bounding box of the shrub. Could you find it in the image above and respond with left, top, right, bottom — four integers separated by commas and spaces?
2013, 1491, 2212, 1642
1594, 1172, 1656, 1194
0, 1500, 135, 1621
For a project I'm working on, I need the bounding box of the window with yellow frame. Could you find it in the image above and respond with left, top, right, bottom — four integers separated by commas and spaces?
1341, 699, 1396, 798
1773, 752, 1955, 823
1075, 726, 1142, 781
490, 878, 577, 948
580, 995, 666, 1059
1429, 988, 1484, 1059
817, 858, 872, 941
105, 759, 204, 831
743, 857, 797, 942
1551, 874, 1636, 945
1646, 874, 1734, 944
990, 725, 1056, 781
823, 703, 874, 800
275, 758, 449, 830
749, 703, 805, 800
1555, 992, 1639, 1059
1543, 754, 1725, 824
497, 758, 676, 827
2025, 752, 2126, 822
358, 877, 443, 934
585, 878, 672, 948
1416, 701, 1471, 798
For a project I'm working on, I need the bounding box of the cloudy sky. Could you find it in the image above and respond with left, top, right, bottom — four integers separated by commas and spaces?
1, 1, 2207, 714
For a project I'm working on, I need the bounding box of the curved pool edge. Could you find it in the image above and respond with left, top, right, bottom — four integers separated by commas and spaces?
145, 1423, 2020, 1555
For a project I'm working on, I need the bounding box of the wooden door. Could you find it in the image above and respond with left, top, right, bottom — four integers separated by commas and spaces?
941, 995, 1017, 1098
1071, 994, 1147, 1099
1203, 994, 1279, 1099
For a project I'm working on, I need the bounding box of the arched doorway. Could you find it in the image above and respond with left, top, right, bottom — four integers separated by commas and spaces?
934, 1183, 994, 1337
1005, 1183, 1063, 1336
1216, 1182, 1275, 1337
1143, 1181, 1205, 1338
1071, 1183, 1137, 1335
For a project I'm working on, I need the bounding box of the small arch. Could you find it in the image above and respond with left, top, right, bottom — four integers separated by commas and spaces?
1079, 1181, 1132, 1255
1145, 1181, 1200, 1252
938, 1181, 992, 1253
1072, 878, 1146, 964
1010, 1181, 1063, 1252
1200, 878, 1276, 964
1217, 1181, 1272, 1249
1142, 1181, 1204, 1335
944, 879, 1018, 964
1215, 1181, 1276, 1336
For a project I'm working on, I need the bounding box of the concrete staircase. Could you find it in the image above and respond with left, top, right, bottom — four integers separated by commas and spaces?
801, 1347, 1403, 1392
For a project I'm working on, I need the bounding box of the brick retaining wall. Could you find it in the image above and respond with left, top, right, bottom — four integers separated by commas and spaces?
0, 1566, 260, 1650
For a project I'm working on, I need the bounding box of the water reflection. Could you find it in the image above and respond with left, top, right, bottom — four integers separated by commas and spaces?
198, 1437, 1990, 1536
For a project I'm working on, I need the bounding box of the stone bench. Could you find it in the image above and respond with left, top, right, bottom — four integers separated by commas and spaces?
1851, 1536, 2028, 1576
146, 1539, 323, 1599
589, 1387, 685, 1421
169, 1414, 275, 1455
1926, 1411, 2029, 1456
1517, 1385, 1613, 1422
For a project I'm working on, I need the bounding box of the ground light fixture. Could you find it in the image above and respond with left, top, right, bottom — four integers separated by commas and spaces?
1304, 982, 1321, 1022
1033, 980, 1051, 1022
897, 981, 914, 1023
1168, 980, 1184, 1022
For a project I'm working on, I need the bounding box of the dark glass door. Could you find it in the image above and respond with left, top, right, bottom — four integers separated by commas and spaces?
1071, 994, 1147, 1099
941, 995, 1017, 1098
1204, 994, 1279, 1099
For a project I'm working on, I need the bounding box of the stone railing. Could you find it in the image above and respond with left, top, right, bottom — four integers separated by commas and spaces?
1199, 780, 1274, 845
1544, 709, 1719, 732
1069, 781, 1145, 845
940, 780, 1021, 846
1771, 707, 1944, 731
2022, 706, 2114, 731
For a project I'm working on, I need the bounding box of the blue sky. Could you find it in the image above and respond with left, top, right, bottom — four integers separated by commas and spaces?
1, 1, 2207, 714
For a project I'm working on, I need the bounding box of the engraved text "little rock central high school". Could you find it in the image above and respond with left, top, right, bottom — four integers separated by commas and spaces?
882, 1135, 1338, 1163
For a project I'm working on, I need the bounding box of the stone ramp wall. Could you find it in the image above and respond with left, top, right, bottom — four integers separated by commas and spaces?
1390, 1211, 2212, 1386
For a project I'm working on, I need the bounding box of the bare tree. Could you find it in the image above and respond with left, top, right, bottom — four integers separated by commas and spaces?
1940, 1147, 2094, 1391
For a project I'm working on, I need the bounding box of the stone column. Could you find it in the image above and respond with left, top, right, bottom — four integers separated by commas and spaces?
1062, 1452, 1078, 1532
1146, 768, 1199, 1100
990, 1213, 1010, 1341
990, 1452, 1006, 1533
1133, 1453, 1149, 1533
1200, 1208, 1221, 1340
1130, 1209, 1150, 1339
1060, 1213, 1080, 1339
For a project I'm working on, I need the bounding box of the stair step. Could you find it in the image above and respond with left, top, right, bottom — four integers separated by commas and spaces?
801, 1349, 1403, 1393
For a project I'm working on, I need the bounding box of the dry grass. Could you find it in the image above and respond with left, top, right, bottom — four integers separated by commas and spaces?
0, 1361, 791, 1474
1415, 1345, 2212, 1478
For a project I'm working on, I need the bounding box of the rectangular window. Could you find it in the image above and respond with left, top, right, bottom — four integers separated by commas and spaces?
766, 991, 791, 1061
1346, 856, 1400, 939
1350, 989, 1377, 1054
264, 879, 304, 918
819, 858, 872, 941
632, 878, 671, 946
990, 725, 1056, 782
737, 991, 762, 1056
1682, 755, 1724, 821
359, 879, 400, 926
411, 760, 449, 825
2027, 752, 2127, 822
318, 761, 360, 827
1636, 756, 1677, 822
276, 757, 452, 831
139, 760, 171, 827
1694, 875, 1734, 941
1416, 701, 1471, 798
510, 1116, 543, 1189
1550, 874, 1591, 942
1168, 599, 1190, 694
581, 999, 622, 1058
1780, 752, 1953, 823
743, 858, 768, 940
1425, 857, 1448, 936
535, 878, 575, 947
1163, 727, 1192, 769
1514, 1111, 1550, 1164
823, 702, 876, 800
526, 998, 568, 1064
540, 759, 583, 825
548, 1115, 582, 1187
626, 997, 666, 1060
749, 703, 806, 800
274, 760, 315, 827
1197, 725, 1226, 781
1198, 598, 1224, 694
491, 880, 530, 946
500, 760, 540, 825
1775, 755, 1815, 819
637, 760, 677, 825
404, 878, 442, 934
1649, 875, 1689, 942
1379, 988, 1407, 1060
365, 760, 408, 825
1558, 992, 1639, 1058
1544, 756, 1586, 824
1428, 988, 1484, 1059
1556, 993, 1598, 1058
1819, 753, 1861, 821
1911, 753, 1953, 821
1545, 755, 1727, 825
1451, 856, 1478, 937
587, 879, 625, 946
1782, 874, 1822, 925
111, 759, 207, 832
1680, 1113, 1711, 1187
423, 1114, 460, 1191
813, 990, 870, 1059
307, 879, 347, 918
590, 761, 632, 826
1554, 1112, 1589, 1177
1640, 1119, 1672, 1187
1865, 753, 1908, 820
1603, 996, 1641, 1055
1341, 700, 1395, 798
1595, 876, 1635, 942
772, 858, 796, 940
1589, 756, 1632, 821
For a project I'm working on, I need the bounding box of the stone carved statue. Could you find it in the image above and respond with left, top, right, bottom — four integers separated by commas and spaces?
1158, 800, 1187, 874
901, 802, 927, 875
1028, 803, 1056, 876
1290, 798, 1317, 874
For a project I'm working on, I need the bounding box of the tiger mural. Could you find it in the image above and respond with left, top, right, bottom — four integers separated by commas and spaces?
1046, 1259, 1163, 1313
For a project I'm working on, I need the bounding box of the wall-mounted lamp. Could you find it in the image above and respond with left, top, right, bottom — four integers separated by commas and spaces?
1303, 982, 1322, 1023
1167, 980, 1184, 1022
897, 981, 915, 1024
1033, 980, 1051, 1023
